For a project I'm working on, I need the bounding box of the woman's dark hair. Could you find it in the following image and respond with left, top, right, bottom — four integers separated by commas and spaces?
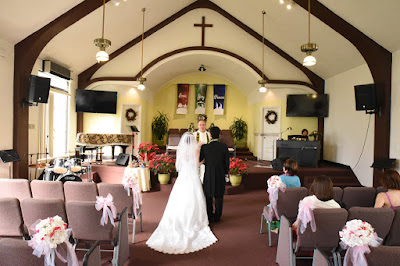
381, 169, 400, 190
283, 159, 298, 175
302, 129, 308, 135
309, 175, 334, 201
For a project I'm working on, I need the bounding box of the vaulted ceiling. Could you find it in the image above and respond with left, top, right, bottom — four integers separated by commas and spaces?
1, 0, 399, 94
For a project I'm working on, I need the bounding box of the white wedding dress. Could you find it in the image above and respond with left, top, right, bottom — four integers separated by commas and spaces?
146, 133, 217, 254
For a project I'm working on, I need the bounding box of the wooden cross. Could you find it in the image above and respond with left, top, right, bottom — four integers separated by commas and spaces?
194, 16, 213, 46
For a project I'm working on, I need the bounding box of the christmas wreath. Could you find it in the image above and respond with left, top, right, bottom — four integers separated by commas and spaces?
125, 108, 137, 122
265, 110, 278, 124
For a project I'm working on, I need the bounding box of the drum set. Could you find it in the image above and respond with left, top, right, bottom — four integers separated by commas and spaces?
42, 157, 86, 183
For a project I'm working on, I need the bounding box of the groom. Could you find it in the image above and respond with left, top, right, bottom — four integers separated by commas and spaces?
200, 127, 230, 223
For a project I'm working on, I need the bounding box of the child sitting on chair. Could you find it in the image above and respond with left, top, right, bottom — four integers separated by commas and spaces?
279, 159, 301, 188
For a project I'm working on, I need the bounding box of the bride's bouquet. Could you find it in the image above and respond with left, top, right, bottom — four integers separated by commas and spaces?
339, 219, 382, 266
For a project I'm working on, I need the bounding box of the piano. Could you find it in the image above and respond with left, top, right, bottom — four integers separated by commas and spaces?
76, 133, 132, 160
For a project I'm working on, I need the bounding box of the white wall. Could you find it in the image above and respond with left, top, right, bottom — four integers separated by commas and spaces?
324, 64, 374, 186
390, 50, 400, 172
0, 39, 14, 178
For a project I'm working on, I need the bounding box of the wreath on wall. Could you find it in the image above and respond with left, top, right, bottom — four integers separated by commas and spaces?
265, 110, 278, 124
125, 108, 138, 122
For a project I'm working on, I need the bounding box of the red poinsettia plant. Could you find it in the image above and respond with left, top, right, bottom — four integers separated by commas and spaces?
229, 158, 249, 175
138, 142, 159, 161
149, 154, 176, 174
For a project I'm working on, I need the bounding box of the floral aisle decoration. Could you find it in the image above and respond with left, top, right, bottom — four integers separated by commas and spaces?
265, 110, 278, 124
228, 158, 249, 186
197, 114, 207, 122
339, 219, 382, 266
149, 154, 176, 184
266, 175, 286, 221
125, 108, 138, 122
122, 169, 142, 218
28, 215, 78, 266
95, 193, 117, 227
138, 142, 159, 162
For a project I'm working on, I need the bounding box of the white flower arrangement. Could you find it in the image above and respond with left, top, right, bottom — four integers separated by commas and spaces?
122, 171, 138, 189
267, 175, 283, 188
339, 219, 376, 248
32, 215, 68, 249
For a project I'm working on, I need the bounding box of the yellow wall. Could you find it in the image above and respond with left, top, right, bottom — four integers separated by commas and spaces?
247, 98, 318, 156
153, 74, 248, 135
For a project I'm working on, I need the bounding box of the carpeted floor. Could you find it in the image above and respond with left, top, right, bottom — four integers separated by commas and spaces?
126, 186, 278, 266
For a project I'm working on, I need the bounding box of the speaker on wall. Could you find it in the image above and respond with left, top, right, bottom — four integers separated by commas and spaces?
116, 153, 130, 166
28, 75, 51, 103
354, 84, 377, 111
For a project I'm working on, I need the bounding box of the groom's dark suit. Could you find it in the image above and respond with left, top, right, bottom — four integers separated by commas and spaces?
200, 139, 230, 222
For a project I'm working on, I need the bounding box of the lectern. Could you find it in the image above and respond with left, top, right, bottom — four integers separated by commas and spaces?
276, 140, 319, 168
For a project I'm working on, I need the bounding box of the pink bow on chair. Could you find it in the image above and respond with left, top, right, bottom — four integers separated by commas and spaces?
267, 184, 286, 221
95, 193, 117, 227
297, 198, 316, 233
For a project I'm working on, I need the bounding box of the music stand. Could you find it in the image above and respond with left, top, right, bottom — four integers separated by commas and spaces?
0, 149, 21, 179
128, 126, 140, 164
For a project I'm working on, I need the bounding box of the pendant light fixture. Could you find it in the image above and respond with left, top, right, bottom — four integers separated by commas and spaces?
94, 0, 111, 63
137, 8, 146, 91
258, 11, 268, 93
301, 0, 318, 66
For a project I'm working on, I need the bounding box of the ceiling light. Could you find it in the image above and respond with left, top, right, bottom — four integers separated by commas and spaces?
198, 64, 206, 71
279, 0, 284, 4
94, 0, 111, 63
301, 0, 318, 66
258, 11, 268, 93
286, 3, 292, 10
136, 8, 147, 91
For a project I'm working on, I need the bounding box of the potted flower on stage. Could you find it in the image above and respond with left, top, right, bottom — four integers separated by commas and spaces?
138, 142, 159, 165
151, 111, 169, 146
149, 154, 176, 184
229, 157, 249, 186
229, 117, 248, 148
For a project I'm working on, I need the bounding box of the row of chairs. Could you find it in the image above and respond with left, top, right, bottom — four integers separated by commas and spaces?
276, 207, 400, 265
0, 179, 143, 243
260, 186, 388, 247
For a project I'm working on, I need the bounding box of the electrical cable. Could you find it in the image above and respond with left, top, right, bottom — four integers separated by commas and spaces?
352, 114, 372, 170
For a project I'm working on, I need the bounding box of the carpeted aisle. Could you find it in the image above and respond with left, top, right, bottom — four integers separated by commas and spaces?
126, 187, 279, 266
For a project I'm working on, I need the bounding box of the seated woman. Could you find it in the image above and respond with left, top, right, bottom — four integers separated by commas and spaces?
293, 175, 341, 232
374, 169, 400, 209
279, 159, 301, 187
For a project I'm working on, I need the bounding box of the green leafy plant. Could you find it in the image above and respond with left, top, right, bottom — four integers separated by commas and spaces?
229, 117, 248, 141
151, 111, 169, 141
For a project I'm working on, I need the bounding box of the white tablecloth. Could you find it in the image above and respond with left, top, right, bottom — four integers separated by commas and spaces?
124, 167, 151, 192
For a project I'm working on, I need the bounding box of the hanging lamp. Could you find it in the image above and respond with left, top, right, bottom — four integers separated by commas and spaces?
258, 11, 268, 93
94, 0, 111, 63
301, 0, 318, 66
137, 8, 146, 91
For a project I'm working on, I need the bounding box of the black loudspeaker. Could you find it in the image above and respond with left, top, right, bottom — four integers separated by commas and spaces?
28, 75, 51, 103
271, 157, 289, 171
116, 153, 130, 166
354, 84, 377, 111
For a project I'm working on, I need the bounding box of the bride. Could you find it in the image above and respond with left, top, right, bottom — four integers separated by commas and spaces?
146, 132, 218, 254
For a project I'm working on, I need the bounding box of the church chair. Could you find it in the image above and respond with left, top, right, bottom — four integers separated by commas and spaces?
219, 130, 236, 157
332, 187, 343, 203
347, 207, 394, 240
64, 181, 98, 202
168, 128, 180, 135
376, 186, 388, 194
277, 208, 348, 266
0, 198, 25, 238
0, 238, 67, 266
365, 246, 400, 265
20, 198, 67, 236
30, 180, 64, 201
0, 179, 31, 201
179, 128, 188, 135
83, 241, 101, 266
312, 247, 334, 266
341, 187, 376, 210
385, 207, 400, 246
97, 183, 143, 244
261, 187, 308, 247
66, 202, 129, 266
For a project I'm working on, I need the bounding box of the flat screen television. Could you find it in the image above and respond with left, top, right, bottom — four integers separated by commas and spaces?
76, 90, 117, 114
286, 94, 329, 117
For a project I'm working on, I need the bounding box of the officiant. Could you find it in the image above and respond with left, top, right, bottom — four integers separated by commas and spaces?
193, 115, 211, 183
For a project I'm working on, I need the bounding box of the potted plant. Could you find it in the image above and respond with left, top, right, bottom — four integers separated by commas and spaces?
229, 157, 249, 186
151, 111, 169, 146
229, 117, 248, 148
138, 142, 159, 165
149, 154, 176, 184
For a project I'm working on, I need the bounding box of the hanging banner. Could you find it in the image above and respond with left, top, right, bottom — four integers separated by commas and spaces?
213, 84, 225, 115
195, 84, 207, 114
176, 84, 189, 114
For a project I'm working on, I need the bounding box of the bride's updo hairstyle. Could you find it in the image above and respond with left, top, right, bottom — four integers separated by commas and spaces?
176, 132, 198, 172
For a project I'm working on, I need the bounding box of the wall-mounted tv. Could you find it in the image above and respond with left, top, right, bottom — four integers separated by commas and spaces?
76, 90, 117, 114
286, 94, 329, 117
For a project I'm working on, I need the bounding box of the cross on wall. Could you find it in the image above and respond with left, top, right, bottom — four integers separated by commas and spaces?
194, 16, 213, 46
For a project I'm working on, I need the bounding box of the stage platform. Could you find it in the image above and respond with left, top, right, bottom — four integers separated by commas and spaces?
81, 159, 361, 194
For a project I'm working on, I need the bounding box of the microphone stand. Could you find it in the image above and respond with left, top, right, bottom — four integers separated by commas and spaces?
279, 127, 292, 140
